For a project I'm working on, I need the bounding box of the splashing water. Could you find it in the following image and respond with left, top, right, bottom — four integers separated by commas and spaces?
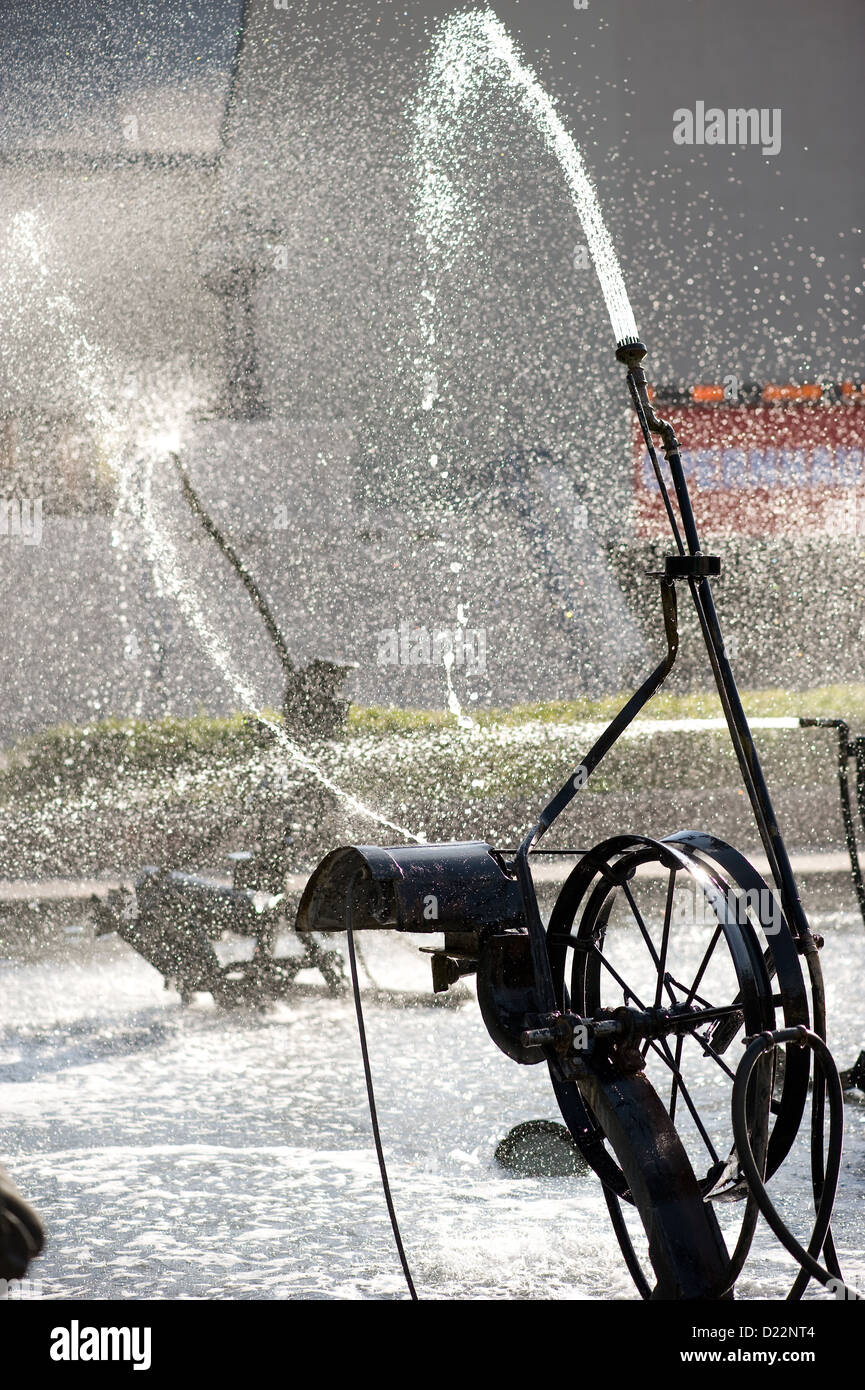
442, 603, 476, 731
119, 450, 423, 844
4, 18, 641, 852
412, 7, 639, 348
409, 8, 639, 720
4, 210, 421, 847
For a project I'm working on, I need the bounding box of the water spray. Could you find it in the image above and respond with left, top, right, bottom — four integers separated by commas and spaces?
3, 6, 858, 1306
288, 9, 861, 1299
171, 454, 352, 740
300, 332, 856, 1299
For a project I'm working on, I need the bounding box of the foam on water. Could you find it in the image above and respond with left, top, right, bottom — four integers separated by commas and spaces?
4, 921, 863, 1300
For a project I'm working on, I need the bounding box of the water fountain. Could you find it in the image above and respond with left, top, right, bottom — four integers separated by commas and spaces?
299, 332, 853, 1300
1, 1, 863, 1306
296, 10, 861, 1302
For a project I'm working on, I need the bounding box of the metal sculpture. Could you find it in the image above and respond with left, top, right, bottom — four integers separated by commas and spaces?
298, 339, 856, 1300
91, 456, 353, 1004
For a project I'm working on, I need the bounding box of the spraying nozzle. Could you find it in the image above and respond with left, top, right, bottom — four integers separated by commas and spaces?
615, 339, 678, 454
615, 338, 647, 368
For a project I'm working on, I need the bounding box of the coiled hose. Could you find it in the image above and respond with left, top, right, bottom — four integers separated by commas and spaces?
732, 1025, 861, 1300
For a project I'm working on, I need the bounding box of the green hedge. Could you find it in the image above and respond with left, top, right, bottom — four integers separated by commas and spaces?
1, 684, 862, 803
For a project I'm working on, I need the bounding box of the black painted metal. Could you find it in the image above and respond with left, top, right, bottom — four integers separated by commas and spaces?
664, 830, 811, 1177
297, 841, 525, 935
476, 932, 548, 1065
545, 832, 776, 1285
94, 864, 346, 1005
570, 1064, 733, 1300
531, 580, 679, 839
799, 717, 865, 928
172, 453, 353, 738
614, 342, 818, 966
0, 1163, 44, 1281
294, 337, 845, 1300
550, 836, 776, 1045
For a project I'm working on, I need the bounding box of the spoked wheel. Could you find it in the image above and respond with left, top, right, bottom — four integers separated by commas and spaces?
546, 833, 796, 1298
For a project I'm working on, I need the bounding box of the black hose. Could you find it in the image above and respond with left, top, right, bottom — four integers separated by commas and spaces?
345, 889, 418, 1300
601, 1185, 652, 1300
798, 942, 844, 1294
732, 1027, 859, 1300
788, 1050, 842, 1300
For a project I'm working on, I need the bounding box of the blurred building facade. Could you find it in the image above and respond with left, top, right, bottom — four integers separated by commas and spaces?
0, 1, 861, 743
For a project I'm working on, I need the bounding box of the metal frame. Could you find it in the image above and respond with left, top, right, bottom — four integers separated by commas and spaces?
516, 340, 821, 980
272, 341, 846, 1297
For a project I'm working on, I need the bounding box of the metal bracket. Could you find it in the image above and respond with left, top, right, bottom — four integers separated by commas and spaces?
664, 554, 721, 579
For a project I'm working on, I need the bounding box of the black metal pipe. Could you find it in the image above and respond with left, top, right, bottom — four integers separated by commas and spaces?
800, 718, 865, 931
513, 576, 680, 1007
171, 452, 295, 677
615, 342, 816, 958
526, 578, 679, 843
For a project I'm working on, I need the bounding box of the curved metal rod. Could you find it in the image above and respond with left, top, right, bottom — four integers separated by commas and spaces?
519, 577, 679, 858
512, 581, 679, 1011
171, 452, 295, 678
800, 718, 865, 930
